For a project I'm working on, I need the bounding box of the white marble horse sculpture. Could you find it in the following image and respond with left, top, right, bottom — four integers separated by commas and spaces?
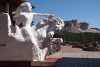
8, 2, 64, 61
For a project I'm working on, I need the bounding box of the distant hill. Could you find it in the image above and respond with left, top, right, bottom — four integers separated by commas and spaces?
63, 20, 100, 33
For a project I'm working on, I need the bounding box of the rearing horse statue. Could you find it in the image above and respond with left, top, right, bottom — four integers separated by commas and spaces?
7, 2, 65, 61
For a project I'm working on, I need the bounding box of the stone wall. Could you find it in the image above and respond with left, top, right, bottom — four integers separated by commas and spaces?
0, 5, 6, 13
0, 13, 33, 61
0, 13, 8, 46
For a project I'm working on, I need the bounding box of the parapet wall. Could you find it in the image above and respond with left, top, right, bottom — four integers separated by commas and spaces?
0, 13, 8, 46
0, 13, 33, 61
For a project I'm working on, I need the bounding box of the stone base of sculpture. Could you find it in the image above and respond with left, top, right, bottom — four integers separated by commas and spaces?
0, 34, 48, 61
0, 9, 64, 61
0, 13, 46, 61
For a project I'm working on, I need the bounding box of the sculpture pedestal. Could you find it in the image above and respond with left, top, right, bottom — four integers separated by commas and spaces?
0, 58, 59, 67
0, 13, 33, 61
0, 13, 8, 46
31, 58, 59, 66
0, 12, 64, 61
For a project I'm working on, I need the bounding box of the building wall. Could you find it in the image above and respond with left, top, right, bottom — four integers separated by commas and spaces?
0, 13, 8, 46
0, 4, 17, 26
0, 5, 6, 13
9, 7, 16, 26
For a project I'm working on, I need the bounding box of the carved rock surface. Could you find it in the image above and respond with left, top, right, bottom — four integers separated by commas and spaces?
64, 20, 100, 33
80, 22, 90, 30
64, 20, 80, 32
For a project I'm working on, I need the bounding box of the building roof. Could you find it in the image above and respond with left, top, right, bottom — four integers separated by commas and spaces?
0, 0, 35, 8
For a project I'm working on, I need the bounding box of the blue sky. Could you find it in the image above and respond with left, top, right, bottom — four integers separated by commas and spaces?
27, 0, 100, 28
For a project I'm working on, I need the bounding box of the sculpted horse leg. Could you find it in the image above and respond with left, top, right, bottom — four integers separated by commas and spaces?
7, 14, 15, 36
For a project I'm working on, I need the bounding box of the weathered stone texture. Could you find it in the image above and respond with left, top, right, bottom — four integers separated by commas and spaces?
0, 13, 33, 61
0, 13, 8, 46
63, 20, 98, 33
80, 22, 90, 30
64, 20, 80, 32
